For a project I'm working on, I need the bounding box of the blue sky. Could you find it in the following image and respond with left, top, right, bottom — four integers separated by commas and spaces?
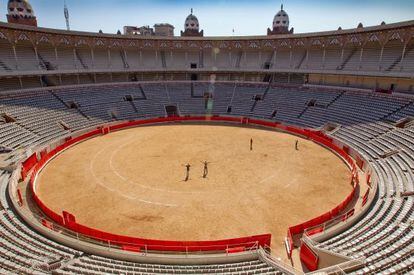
1, 0, 413, 36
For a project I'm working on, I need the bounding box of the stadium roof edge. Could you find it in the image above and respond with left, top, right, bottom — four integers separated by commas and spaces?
0, 20, 413, 41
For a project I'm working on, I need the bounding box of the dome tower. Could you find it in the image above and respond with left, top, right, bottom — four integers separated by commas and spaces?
181, 9, 203, 37
267, 4, 293, 35
7, 0, 38, 27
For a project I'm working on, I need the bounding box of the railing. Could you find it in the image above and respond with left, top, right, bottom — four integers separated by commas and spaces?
12, 193, 264, 257
258, 247, 301, 275
306, 258, 366, 274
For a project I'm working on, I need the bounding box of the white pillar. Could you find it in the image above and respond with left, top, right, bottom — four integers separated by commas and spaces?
359, 47, 364, 70
305, 49, 309, 68
12, 45, 18, 69
379, 45, 384, 71
399, 44, 407, 70
322, 47, 326, 69
259, 51, 262, 67
34, 46, 40, 69
123, 49, 128, 68
73, 48, 77, 69
107, 49, 111, 68
54, 47, 58, 68
91, 48, 95, 69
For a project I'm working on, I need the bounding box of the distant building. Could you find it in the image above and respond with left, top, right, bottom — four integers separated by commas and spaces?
124, 25, 154, 36
181, 9, 203, 37
267, 5, 294, 35
154, 24, 174, 37
7, 0, 38, 27
124, 24, 174, 36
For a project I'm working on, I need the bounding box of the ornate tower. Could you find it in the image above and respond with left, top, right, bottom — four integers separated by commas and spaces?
7, 0, 38, 27
181, 9, 203, 37
267, 4, 293, 35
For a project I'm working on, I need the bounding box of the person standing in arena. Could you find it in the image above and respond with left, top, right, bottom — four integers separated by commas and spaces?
202, 161, 210, 178
250, 138, 253, 151
295, 140, 299, 151
185, 163, 191, 181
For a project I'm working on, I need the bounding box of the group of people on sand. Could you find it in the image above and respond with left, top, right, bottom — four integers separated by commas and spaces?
183, 138, 299, 181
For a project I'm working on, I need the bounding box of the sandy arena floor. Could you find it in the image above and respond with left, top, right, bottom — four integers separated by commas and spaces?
36, 123, 351, 256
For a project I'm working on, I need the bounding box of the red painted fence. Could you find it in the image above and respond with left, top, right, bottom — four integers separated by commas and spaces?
26, 115, 359, 254
300, 242, 319, 271
21, 153, 38, 180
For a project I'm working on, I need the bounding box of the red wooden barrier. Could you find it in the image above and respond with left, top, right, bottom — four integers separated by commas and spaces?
122, 245, 141, 253
21, 153, 38, 180
362, 189, 370, 207
62, 211, 76, 225
41, 219, 54, 230
343, 145, 350, 155
28, 116, 363, 253
286, 127, 359, 249
226, 246, 246, 253
30, 135, 271, 252
306, 226, 324, 236
300, 242, 319, 271
356, 157, 364, 170
101, 127, 110, 135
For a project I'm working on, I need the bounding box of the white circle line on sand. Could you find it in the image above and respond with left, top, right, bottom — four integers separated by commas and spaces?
90, 144, 179, 208
108, 133, 222, 195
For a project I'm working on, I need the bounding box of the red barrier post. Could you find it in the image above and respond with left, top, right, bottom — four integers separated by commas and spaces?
300, 242, 319, 271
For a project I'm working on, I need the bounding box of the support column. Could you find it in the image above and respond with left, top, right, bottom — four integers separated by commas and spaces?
123, 49, 129, 68
322, 47, 326, 69
399, 43, 407, 70
12, 45, 18, 70
359, 47, 364, 70
379, 45, 385, 71
34, 46, 40, 69
91, 48, 95, 69
259, 51, 262, 67
108, 49, 111, 68
305, 48, 309, 68
54, 47, 59, 69
73, 48, 77, 69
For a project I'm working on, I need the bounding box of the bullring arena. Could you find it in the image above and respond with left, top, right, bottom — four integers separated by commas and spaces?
0, 0, 414, 274
36, 123, 351, 256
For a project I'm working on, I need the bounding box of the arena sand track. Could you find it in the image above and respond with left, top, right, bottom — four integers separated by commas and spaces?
36, 124, 351, 257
